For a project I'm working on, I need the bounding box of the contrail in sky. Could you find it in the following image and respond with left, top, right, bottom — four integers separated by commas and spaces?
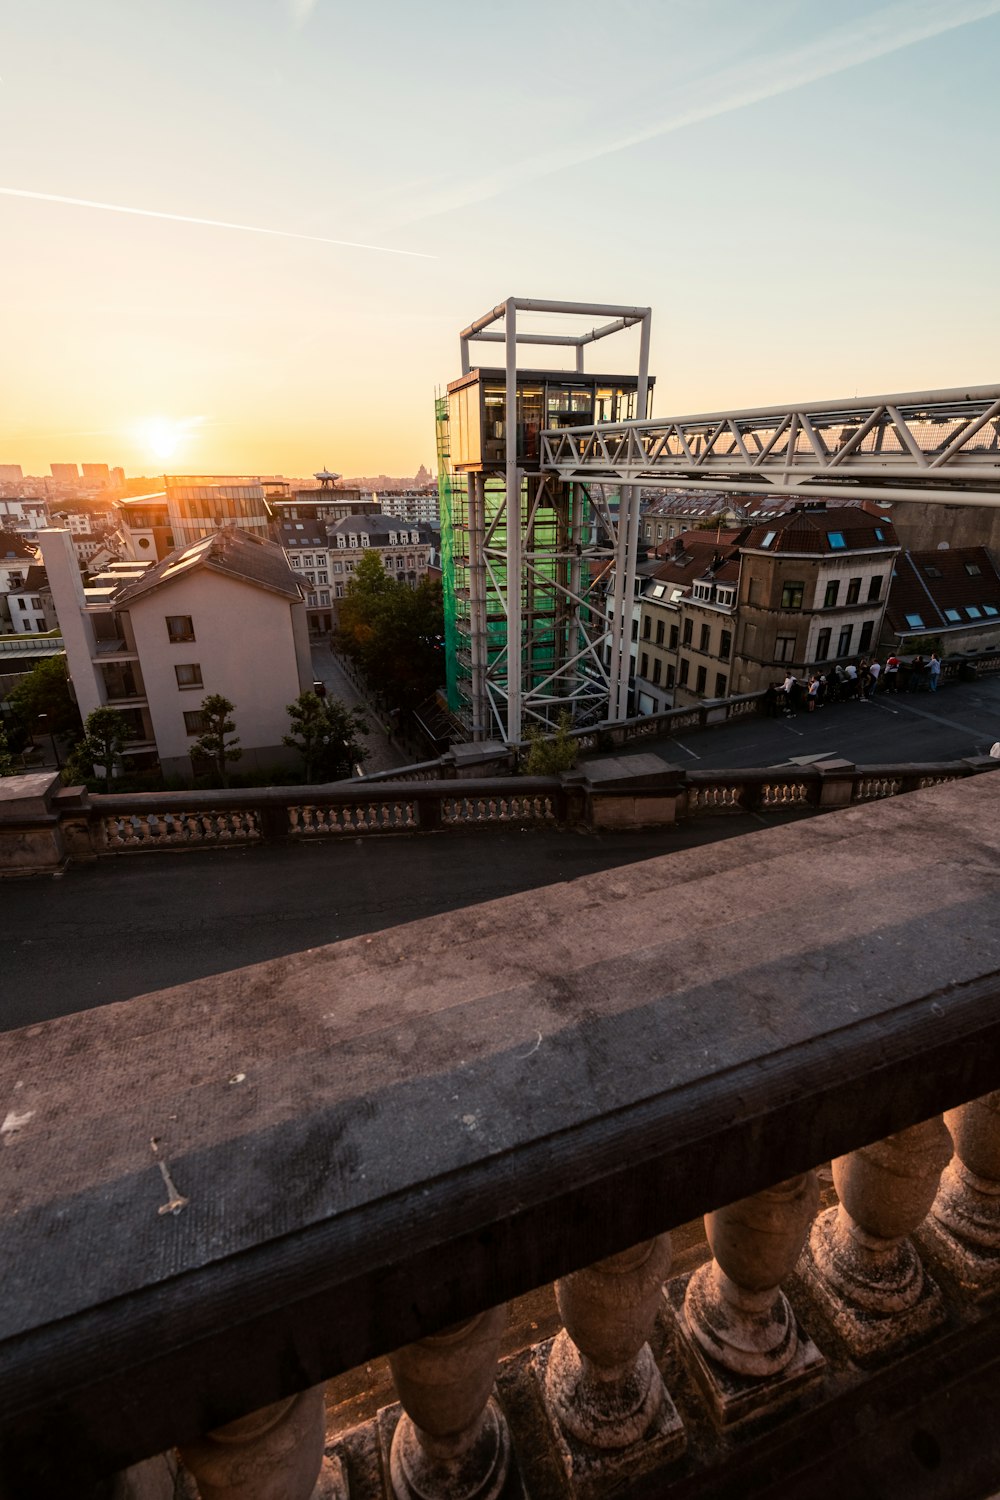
388, 0, 1000, 228
0, 186, 435, 259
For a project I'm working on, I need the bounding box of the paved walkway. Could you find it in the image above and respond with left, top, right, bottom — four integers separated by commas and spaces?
309, 644, 410, 776
616, 672, 1000, 772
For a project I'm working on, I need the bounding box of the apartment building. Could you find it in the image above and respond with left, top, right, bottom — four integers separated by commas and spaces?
732, 507, 899, 693
277, 512, 437, 635
39, 526, 312, 778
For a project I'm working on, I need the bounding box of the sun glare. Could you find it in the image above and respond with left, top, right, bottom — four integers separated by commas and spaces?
142, 416, 185, 463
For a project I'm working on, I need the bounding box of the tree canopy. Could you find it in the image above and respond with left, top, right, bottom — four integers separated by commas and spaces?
336, 552, 444, 713
283, 692, 368, 782
63, 706, 132, 785
190, 694, 242, 785
8, 656, 82, 739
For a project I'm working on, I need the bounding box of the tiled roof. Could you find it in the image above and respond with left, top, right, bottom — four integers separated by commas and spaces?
884, 548, 1000, 635
114, 527, 302, 605
742, 506, 897, 553
23, 565, 49, 590
0, 530, 35, 560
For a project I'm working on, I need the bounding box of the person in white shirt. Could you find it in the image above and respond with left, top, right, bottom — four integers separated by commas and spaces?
867, 660, 882, 699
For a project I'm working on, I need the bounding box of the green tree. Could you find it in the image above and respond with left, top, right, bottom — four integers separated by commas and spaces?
9, 656, 82, 740
336, 553, 444, 714
523, 712, 579, 775
283, 692, 368, 782
0, 723, 16, 777
190, 694, 242, 785
64, 706, 133, 783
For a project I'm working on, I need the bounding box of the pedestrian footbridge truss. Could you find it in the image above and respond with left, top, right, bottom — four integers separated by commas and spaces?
541, 386, 1000, 505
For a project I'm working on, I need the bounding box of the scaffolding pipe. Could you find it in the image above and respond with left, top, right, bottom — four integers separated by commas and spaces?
505, 298, 521, 742
614, 310, 651, 720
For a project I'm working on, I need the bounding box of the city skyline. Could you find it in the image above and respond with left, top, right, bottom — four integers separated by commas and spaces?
2, 0, 999, 477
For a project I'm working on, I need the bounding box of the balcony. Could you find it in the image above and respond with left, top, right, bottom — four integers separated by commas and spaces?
1, 777, 999, 1498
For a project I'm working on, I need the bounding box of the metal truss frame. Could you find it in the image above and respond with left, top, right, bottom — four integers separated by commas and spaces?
459, 298, 652, 741
540, 387, 1000, 505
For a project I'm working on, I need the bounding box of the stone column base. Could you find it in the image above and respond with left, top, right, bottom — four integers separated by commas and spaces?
377, 1396, 522, 1500
917, 1216, 1000, 1302
666, 1276, 825, 1428
797, 1211, 945, 1364
531, 1336, 684, 1500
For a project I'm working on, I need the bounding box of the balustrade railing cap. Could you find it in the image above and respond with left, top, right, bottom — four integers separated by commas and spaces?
3, 777, 1000, 1472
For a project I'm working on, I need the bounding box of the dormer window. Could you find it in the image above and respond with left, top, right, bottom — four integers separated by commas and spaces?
360, 535, 370, 547
692, 581, 712, 601
716, 586, 735, 607
348, 534, 358, 548
337, 535, 346, 548
389, 532, 398, 545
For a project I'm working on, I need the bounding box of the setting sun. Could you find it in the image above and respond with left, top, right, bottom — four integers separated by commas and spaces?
139, 415, 199, 466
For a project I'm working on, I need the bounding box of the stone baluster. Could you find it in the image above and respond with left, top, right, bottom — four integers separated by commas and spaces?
178, 1385, 345, 1499
678, 1173, 823, 1423
801, 1117, 953, 1361
923, 1090, 1000, 1297
538, 1236, 683, 1495
386, 1307, 512, 1500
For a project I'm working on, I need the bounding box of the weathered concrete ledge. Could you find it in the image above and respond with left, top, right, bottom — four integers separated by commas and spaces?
1, 777, 999, 1491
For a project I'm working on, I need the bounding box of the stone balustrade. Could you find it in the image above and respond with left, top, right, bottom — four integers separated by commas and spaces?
2, 777, 1000, 1499
2, 757, 998, 874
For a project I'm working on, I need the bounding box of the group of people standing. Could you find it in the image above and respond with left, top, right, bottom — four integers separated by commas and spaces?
768, 653, 941, 716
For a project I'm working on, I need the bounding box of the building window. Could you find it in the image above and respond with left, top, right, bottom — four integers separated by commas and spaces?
698, 623, 710, 652
669, 623, 679, 650
640, 652, 649, 679
335, 584, 345, 598
774, 636, 796, 662
631, 618, 639, 641
302, 555, 314, 567
345, 561, 354, 573
781, 581, 804, 609
652, 659, 662, 684
859, 621, 874, 651
174, 664, 203, 689
655, 619, 664, 645
183, 710, 206, 735
867, 575, 883, 601
682, 619, 693, 646
846, 578, 861, 605
715, 672, 727, 697
816, 628, 832, 660
696, 665, 707, 693
316, 572, 328, 584
333, 561, 343, 573
166, 615, 195, 642
720, 629, 732, 659
716, 586, 735, 607
642, 616, 651, 639
838, 624, 853, 656
966, 605, 983, 619
905, 612, 925, 628
824, 580, 840, 608
666, 664, 676, 688
679, 657, 690, 686
360, 535, 370, 547
760, 530, 777, 548
827, 531, 846, 549
337, 535, 346, 548
944, 608, 961, 623
965, 562, 982, 576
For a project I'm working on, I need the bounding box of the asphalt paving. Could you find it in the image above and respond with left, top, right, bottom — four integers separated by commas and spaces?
3, 673, 997, 1030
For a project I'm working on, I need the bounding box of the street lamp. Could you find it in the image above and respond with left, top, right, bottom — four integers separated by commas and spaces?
37, 714, 60, 770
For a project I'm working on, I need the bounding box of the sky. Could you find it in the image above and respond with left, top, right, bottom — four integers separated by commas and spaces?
2, 0, 999, 479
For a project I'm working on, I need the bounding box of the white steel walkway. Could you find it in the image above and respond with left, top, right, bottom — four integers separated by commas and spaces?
541, 386, 1000, 504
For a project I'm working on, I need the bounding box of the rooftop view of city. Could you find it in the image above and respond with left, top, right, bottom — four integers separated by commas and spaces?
2, 4, 1000, 1499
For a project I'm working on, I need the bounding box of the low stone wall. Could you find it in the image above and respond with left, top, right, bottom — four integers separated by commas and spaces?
2, 779, 1000, 1497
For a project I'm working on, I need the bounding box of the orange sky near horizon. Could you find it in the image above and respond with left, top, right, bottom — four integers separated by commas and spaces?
3, 1, 999, 482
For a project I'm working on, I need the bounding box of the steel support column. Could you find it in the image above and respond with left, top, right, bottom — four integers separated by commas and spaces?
504, 299, 521, 742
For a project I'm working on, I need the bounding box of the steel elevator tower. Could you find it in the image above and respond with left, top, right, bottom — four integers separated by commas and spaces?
437, 298, 652, 743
